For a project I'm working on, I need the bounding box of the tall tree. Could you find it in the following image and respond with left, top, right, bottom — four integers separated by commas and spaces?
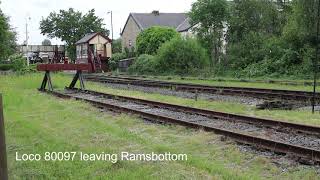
40, 8, 109, 61
283, 0, 319, 48
225, 0, 285, 69
281, 0, 320, 75
228, 0, 282, 43
42, 39, 51, 45
189, 0, 229, 65
0, 1, 16, 61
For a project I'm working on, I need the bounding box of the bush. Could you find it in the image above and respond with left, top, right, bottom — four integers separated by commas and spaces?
10, 54, 26, 71
0, 54, 26, 71
227, 31, 266, 70
128, 54, 157, 75
20, 64, 37, 73
112, 38, 122, 54
124, 47, 136, 58
0, 64, 13, 71
300, 44, 314, 76
109, 53, 127, 70
136, 26, 180, 55
236, 37, 314, 78
156, 38, 210, 75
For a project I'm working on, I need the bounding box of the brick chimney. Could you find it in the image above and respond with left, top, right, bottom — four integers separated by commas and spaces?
152, 10, 160, 16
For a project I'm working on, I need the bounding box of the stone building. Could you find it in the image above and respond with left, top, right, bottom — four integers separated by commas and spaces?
121, 11, 194, 50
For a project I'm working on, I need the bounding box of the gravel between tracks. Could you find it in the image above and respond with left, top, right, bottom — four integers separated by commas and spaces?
100, 82, 265, 106
64, 90, 320, 151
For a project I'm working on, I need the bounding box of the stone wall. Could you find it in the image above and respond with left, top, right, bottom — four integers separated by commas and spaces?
121, 16, 141, 51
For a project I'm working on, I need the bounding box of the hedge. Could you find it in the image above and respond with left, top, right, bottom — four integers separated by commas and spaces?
0, 64, 13, 71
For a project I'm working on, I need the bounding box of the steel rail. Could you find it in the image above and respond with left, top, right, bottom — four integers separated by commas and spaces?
44, 89, 320, 162
84, 75, 320, 101
86, 78, 316, 101
73, 88, 320, 135
84, 75, 318, 95
110, 75, 319, 86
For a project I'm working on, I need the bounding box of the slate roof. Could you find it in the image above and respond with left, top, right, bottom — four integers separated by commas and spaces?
76, 32, 112, 44
176, 18, 192, 32
76, 33, 97, 44
122, 12, 193, 34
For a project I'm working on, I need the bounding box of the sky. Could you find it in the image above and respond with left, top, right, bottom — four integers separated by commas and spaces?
1, 0, 196, 45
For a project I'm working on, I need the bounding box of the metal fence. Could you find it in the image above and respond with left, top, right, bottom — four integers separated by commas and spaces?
118, 57, 135, 72
18, 45, 65, 53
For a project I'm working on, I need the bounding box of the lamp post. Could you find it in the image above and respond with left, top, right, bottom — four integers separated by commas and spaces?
107, 11, 114, 40
312, 0, 320, 113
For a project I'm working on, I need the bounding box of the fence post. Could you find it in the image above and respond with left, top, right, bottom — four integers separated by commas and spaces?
195, 90, 198, 101
0, 94, 8, 180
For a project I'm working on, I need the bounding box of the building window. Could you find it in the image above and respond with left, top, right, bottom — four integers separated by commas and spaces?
76, 46, 82, 58
82, 44, 87, 56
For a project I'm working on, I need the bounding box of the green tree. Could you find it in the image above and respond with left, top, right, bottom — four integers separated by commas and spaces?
0, 2, 16, 61
283, 0, 319, 49
40, 8, 109, 61
42, 39, 52, 45
136, 26, 180, 55
227, 0, 284, 69
228, 0, 282, 43
280, 0, 320, 76
189, 0, 229, 65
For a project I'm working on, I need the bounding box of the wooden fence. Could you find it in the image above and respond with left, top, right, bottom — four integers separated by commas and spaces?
0, 94, 8, 180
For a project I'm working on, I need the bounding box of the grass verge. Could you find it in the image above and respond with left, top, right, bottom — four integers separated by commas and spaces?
0, 73, 319, 179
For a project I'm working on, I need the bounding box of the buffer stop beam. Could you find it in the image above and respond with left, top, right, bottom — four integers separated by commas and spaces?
37, 64, 91, 91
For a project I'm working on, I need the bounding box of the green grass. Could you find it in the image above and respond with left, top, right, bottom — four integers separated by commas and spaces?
0, 73, 319, 179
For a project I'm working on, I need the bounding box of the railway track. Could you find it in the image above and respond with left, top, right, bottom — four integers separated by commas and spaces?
45, 88, 320, 163
83, 75, 320, 102
118, 74, 318, 86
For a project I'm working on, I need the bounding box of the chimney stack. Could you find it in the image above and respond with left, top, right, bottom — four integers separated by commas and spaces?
152, 10, 160, 16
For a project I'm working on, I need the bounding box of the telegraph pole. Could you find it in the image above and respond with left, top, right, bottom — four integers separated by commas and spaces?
312, 0, 320, 113
107, 11, 114, 40
25, 16, 31, 66
111, 11, 114, 40
26, 19, 29, 66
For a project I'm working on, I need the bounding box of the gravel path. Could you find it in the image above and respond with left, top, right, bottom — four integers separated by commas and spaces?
64, 90, 320, 151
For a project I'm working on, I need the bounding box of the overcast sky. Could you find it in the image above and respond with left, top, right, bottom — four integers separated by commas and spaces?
1, 0, 196, 45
